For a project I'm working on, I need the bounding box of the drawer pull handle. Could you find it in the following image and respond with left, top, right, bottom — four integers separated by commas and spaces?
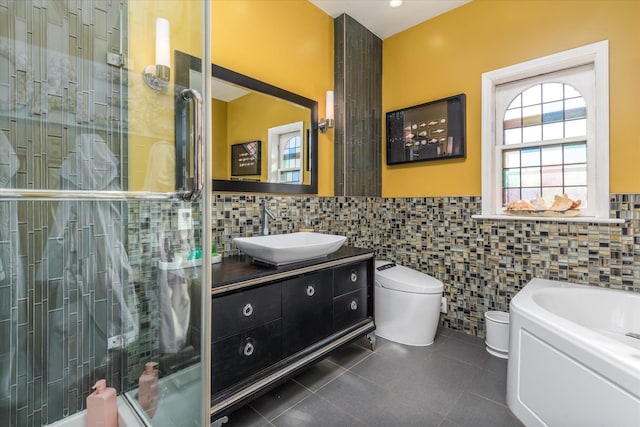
306, 285, 315, 297
242, 303, 254, 317
350, 300, 358, 311
350, 271, 358, 282
243, 341, 255, 357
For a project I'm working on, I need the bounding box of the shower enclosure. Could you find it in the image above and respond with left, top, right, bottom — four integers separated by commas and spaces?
0, 0, 211, 426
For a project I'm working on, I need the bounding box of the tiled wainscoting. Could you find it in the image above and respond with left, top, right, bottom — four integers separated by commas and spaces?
213, 193, 639, 337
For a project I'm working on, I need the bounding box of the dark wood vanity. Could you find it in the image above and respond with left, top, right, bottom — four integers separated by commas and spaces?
209, 247, 376, 419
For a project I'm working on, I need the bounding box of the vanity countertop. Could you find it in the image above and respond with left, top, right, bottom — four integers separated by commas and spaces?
211, 246, 374, 291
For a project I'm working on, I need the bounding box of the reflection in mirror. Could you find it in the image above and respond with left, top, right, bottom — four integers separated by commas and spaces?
175, 51, 318, 194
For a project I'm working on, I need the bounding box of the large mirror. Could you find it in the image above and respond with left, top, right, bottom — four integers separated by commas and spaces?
175, 51, 318, 194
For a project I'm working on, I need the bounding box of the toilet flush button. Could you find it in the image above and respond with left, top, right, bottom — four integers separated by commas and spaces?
376, 263, 396, 271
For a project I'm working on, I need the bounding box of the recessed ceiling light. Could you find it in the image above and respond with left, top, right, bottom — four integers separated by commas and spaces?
389, 0, 403, 8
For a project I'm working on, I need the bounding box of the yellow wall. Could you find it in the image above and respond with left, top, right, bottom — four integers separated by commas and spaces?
128, 0, 202, 191
128, 0, 333, 194
212, 0, 334, 195
383, 0, 640, 197
129, 1, 640, 197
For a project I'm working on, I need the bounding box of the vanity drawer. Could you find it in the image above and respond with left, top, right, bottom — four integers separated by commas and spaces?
333, 289, 367, 331
282, 270, 333, 356
213, 283, 282, 342
212, 319, 282, 393
333, 261, 368, 297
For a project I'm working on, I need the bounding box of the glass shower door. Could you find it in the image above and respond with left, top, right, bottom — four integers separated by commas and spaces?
0, 1, 211, 426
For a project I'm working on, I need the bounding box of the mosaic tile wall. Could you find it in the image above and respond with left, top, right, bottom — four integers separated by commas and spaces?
334, 14, 382, 197
213, 193, 639, 338
0, 1, 129, 425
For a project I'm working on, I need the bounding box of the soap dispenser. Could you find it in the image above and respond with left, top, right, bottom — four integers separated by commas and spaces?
86, 379, 118, 427
138, 362, 159, 418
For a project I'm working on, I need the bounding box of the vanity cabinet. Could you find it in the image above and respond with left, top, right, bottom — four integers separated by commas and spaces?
210, 247, 375, 419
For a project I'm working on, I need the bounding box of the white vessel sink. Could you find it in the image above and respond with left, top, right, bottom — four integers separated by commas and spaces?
233, 232, 347, 265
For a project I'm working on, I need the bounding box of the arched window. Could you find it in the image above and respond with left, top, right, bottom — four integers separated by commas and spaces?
480, 41, 612, 221
278, 133, 302, 183
500, 82, 588, 209
268, 121, 304, 184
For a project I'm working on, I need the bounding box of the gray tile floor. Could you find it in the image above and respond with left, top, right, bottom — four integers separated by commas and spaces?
221, 328, 524, 427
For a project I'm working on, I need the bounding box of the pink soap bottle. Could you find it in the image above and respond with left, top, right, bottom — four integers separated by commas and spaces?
137, 362, 159, 418
86, 379, 118, 427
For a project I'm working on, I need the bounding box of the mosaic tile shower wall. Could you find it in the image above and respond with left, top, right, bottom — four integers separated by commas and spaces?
0, 1, 129, 425
213, 193, 639, 337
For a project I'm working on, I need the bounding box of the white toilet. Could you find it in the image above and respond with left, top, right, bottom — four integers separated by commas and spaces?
374, 260, 444, 346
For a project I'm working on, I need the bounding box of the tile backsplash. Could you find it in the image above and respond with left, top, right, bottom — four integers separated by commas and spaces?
213, 193, 639, 337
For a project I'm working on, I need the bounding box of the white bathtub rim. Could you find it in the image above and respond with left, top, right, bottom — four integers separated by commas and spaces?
512, 280, 640, 354
529, 286, 640, 335
511, 279, 640, 353
510, 278, 640, 396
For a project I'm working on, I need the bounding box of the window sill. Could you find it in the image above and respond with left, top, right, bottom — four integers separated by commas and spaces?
471, 214, 624, 224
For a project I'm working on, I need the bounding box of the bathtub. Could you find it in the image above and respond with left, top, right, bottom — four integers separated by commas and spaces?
507, 278, 640, 426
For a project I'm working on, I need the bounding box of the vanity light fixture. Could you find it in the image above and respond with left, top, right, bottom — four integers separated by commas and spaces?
143, 17, 171, 91
389, 0, 403, 8
318, 90, 334, 133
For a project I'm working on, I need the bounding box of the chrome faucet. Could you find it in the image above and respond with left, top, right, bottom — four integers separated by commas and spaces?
260, 198, 276, 235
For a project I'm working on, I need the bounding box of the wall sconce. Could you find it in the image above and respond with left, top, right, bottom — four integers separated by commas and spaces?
318, 90, 334, 133
143, 18, 171, 91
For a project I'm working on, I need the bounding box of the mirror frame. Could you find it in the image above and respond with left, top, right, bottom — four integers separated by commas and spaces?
175, 50, 318, 194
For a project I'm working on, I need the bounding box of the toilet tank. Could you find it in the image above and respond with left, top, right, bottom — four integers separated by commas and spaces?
375, 261, 443, 294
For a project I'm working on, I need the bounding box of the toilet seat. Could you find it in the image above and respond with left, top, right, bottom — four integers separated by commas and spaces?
375, 260, 443, 294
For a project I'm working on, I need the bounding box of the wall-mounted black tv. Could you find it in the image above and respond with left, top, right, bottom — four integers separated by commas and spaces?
386, 94, 466, 165
231, 141, 261, 176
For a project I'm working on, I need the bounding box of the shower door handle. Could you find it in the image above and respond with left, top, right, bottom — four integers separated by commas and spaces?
176, 88, 204, 201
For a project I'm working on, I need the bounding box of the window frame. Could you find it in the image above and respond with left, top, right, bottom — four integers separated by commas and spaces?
267, 121, 304, 183
480, 40, 610, 220
496, 67, 592, 215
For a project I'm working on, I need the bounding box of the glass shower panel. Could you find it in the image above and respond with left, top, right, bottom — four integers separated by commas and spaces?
0, 1, 209, 426
124, 199, 206, 427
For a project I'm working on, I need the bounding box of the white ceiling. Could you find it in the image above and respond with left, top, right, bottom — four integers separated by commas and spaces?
309, 0, 470, 39
212, 77, 249, 102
